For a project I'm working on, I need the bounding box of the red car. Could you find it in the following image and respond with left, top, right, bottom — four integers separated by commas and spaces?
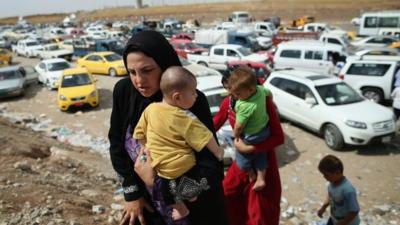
169, 39, 208, 59
171, 32, 194, 41
228, 60, 271, 85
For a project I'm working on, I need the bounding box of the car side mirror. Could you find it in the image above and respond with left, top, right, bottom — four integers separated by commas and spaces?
305, 97, 317, 105
93, 78, 98, 82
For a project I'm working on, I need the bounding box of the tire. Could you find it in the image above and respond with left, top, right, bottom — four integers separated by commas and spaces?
323, 124, 344, 150
109, 68, 117, 77
362, 87, 383, 103
198, 61, 208, 67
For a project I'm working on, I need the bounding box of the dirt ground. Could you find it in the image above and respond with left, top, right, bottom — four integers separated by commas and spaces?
1, 53, 400, 224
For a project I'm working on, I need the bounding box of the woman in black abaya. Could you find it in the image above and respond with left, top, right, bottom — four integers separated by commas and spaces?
108, 30, 228, 225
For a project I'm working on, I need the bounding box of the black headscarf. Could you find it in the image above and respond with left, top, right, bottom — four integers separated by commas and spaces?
123, 30, 181, 72
122, 30, 182, 132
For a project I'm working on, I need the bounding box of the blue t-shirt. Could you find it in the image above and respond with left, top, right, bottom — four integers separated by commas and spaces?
328, 177, 360, 225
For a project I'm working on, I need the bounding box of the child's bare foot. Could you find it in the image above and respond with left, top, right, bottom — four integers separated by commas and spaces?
248, 170, 256, 182
172, 202, 190, 221
252, 178, 266, 191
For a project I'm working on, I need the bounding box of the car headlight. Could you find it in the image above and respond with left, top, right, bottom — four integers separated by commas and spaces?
345, 120, 367, 129
59, 95, 67, 101
89, 91, 97, 97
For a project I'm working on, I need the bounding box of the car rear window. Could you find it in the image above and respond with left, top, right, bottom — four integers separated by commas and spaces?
346, 63, 391, 76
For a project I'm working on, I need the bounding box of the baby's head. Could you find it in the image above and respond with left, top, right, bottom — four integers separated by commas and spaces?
160, 66, 198, 109
228, 66, 257, 100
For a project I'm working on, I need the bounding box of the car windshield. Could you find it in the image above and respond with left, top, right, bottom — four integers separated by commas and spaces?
316, 82, 364, 106
0, 70, 22, 80
48, 62, 70, 71
237, 47, 252, 56
61, 74, 92, 87
104, 53, 122, 62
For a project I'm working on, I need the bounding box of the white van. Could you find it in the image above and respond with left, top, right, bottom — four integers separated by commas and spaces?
229, 11, 251, 23
274, 40, 348, 75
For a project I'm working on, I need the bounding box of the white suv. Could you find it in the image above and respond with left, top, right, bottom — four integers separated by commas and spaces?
339, 59, 400, 103
265, 69, 396, 150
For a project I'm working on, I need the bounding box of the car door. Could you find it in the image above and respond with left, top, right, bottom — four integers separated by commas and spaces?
267, 77, 301, 121
291, 83, 322, 130
209, 47, 227, 70
303, 50, 331, 73
84, 55, 102, 74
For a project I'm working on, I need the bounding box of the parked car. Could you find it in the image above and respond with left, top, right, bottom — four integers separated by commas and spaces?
35, 44, 73, 61
77, 51, 127, 76
11, 39, 44, 58
274, 40, 348, 75
0, 48, 12, 64
187, 44, 267, 71
170, 39, 207, 59
351, 36, 398, 48
0, 66, 38, 98
35, 58, 72, 90
338, 59, 400, 103
57, 68, 99, 111
265, 69, 396, 149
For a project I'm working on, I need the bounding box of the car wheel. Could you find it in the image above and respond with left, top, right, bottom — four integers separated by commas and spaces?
323, 124, 344, 150
109, 68, 117, 77
198, 61, 208, 67
362, 88, 383, 103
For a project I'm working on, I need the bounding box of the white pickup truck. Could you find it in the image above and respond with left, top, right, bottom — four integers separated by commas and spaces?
187, 44, 268, 71
12, 39, 44, 58
34, 44, 73, 61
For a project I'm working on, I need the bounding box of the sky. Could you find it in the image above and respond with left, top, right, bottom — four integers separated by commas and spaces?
0, 0, 236, 19
0, 0, 136, 18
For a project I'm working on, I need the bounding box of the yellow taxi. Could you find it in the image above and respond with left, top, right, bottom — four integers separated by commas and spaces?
76, 51, 127, 77
57, 68, 99, 111
0, 48, 12, 65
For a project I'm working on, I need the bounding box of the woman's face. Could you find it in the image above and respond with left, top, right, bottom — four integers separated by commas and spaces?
126, 52, 163, 97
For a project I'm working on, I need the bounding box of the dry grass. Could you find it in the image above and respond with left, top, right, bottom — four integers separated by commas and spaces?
1, 0, 399, 25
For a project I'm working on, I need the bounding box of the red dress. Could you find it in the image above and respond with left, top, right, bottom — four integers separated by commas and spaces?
214, 95, 284, 225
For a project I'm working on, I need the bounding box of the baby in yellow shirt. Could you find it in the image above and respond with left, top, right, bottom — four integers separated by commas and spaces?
133, 66, 224, 221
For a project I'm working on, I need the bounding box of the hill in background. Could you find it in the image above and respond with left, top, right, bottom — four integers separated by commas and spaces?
0, 0, 399, 25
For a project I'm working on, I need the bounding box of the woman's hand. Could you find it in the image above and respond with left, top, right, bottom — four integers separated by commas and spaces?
234, 138, 254, 154
134, 147, 155, 187
120, 197, 154, 225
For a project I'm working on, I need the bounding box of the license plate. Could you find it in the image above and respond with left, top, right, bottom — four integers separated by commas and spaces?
382, 136, 392, 143
74, 102, 84, 106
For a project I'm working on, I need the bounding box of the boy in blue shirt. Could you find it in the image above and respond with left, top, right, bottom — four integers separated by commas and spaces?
317, 155, 360, 225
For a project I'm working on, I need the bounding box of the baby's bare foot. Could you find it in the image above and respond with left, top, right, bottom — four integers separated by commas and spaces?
172, 203, 190, 221
252, 179, 266, 192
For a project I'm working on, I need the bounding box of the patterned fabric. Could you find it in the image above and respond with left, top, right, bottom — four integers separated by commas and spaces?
125, 125, 189, 225
169, 176, 209, 202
